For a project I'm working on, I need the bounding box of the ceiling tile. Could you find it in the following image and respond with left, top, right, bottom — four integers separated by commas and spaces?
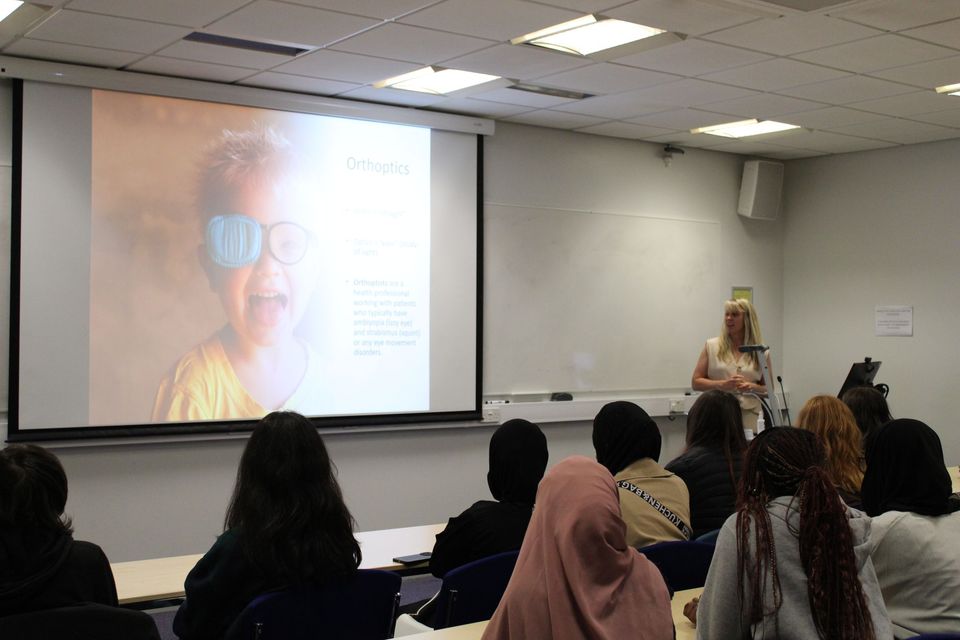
535, 62, 677, 94
703, 14, 881, 56
2, 38, 142, 68
793, 34, 956, 73
273, 49, 420, 84
908, 107, 960, 128
871, 55, 960, 89
336, 85, 448, 107
127, 56, 256, 82
331, 23, 494, 64
64, 0, 249, 28
766, 129, 896, 154
239, 71, 361, 95
782, 106, 887, 129
607, 0, 760, 36
399, 0, 580, 41
466, 85, 579, 108
902, 18, 960, 49
780, 75, 914, 104
618, 78, 759, 108
704, 138, 806, 158
205, 1, 379, 48
612, 39, 771, 76
25, 9, 189, 53
829, 0, 960, 32
574, 120, 676, 139
828, 117, 959, 144
287, 0, 439, 20
427, 96, 534, 118
443, 43, 592, 80
155, 39, 294, 70
549, 88, 675, 118
531, 0, 625, 13
504, 109, 610, 129
702, 58, 849, 91
849, 90, 958, 117
703, 93, 825, 118
644, 130, 728, 148
625, 107, 735, 130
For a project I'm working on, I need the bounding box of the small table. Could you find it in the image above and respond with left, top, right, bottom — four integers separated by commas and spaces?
112, 522, 445, 606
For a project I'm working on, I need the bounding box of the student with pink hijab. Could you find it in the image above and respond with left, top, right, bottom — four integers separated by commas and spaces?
482, 456, 673, 640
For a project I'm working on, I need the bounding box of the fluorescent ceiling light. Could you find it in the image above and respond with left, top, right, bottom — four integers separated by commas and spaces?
691, 119, 800, 138
511, 15, 665, 56
935, 82, 960, 96
0, 0, 23, 22
374, 67, 500, 95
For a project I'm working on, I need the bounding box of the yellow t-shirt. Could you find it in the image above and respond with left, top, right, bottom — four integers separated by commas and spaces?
151, 332, 326, 422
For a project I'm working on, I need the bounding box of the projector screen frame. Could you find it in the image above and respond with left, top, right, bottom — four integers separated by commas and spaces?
5, 65, 488, 442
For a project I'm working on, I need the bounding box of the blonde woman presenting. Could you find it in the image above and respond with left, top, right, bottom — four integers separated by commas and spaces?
692, 299, 770, 432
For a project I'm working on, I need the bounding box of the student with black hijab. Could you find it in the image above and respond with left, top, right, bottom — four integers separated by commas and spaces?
429, 419, 549, 578
862, 418, 960, 637
396, 420, 548, 632
593, 401, 690, 548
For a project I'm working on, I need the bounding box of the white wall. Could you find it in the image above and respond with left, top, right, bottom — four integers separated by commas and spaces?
0, 81, 784, 561
782, 138, 960, 464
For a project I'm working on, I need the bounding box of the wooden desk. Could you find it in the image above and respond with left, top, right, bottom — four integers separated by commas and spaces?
949, 465, 959, 493
406, 620, 487, 639
112, 522, 444, 605
399, 587, 704, 639
672, 587, 703, 640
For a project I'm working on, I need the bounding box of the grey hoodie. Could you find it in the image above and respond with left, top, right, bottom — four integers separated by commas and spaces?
695, 495, 893, 639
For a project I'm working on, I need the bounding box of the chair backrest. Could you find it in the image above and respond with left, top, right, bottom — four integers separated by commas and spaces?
224, 569, 402, 640
636, 540, 716, 595
911, 635, 960, 639
695, 528, 721, 544
433, 550, 520, 629
0, 602, 161, 640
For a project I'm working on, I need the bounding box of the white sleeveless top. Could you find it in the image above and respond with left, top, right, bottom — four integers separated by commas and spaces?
704, 336, 762, 428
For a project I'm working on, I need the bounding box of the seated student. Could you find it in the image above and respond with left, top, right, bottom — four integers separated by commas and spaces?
173, 411, 360, 640
593, 401, 690, 548
861, 418, 960, 638
429, 418, 548, 578
796, 395, 865, 508
0, 444, 119, 616
690, 428, 892, 640
842, 385, 893, 439
665, 390, 746, 538
482, 456, 673, 640
396, 419, 549, 633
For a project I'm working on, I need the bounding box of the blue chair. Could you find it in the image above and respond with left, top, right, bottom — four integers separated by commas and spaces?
0, 603, 160, 640
695, 528, 721, 544
636, 540, 716, 595
224, 569, 402, 640
432, 550, 520, 629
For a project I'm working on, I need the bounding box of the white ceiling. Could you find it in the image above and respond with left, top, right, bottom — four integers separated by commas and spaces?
3, 0, 960, 158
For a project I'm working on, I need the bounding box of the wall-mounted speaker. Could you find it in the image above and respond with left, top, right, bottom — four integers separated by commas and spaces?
738, 160, 783, 221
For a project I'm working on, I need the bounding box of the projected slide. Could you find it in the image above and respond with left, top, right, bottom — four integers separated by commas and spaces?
88, 91, 430, 424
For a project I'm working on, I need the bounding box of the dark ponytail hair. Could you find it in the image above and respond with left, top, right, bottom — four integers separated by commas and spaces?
685, 390, 746, 488
225, 411, 361, 584
736, 427, 875, 640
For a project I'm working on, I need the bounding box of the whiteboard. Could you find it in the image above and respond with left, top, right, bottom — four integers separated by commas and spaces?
484, 204, 722, 395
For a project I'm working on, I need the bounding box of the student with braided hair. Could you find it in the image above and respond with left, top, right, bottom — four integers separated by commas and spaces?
689, 427, 892, 640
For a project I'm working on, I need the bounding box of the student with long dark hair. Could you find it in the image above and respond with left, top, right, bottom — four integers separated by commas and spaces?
174, 411, 361, 640
842, 386, 892, 438
0, 445, 119, 615
0, 445, 159, 639
692, 428, 891, 639
665, 390, 746, 538
862, 418, 960, 637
